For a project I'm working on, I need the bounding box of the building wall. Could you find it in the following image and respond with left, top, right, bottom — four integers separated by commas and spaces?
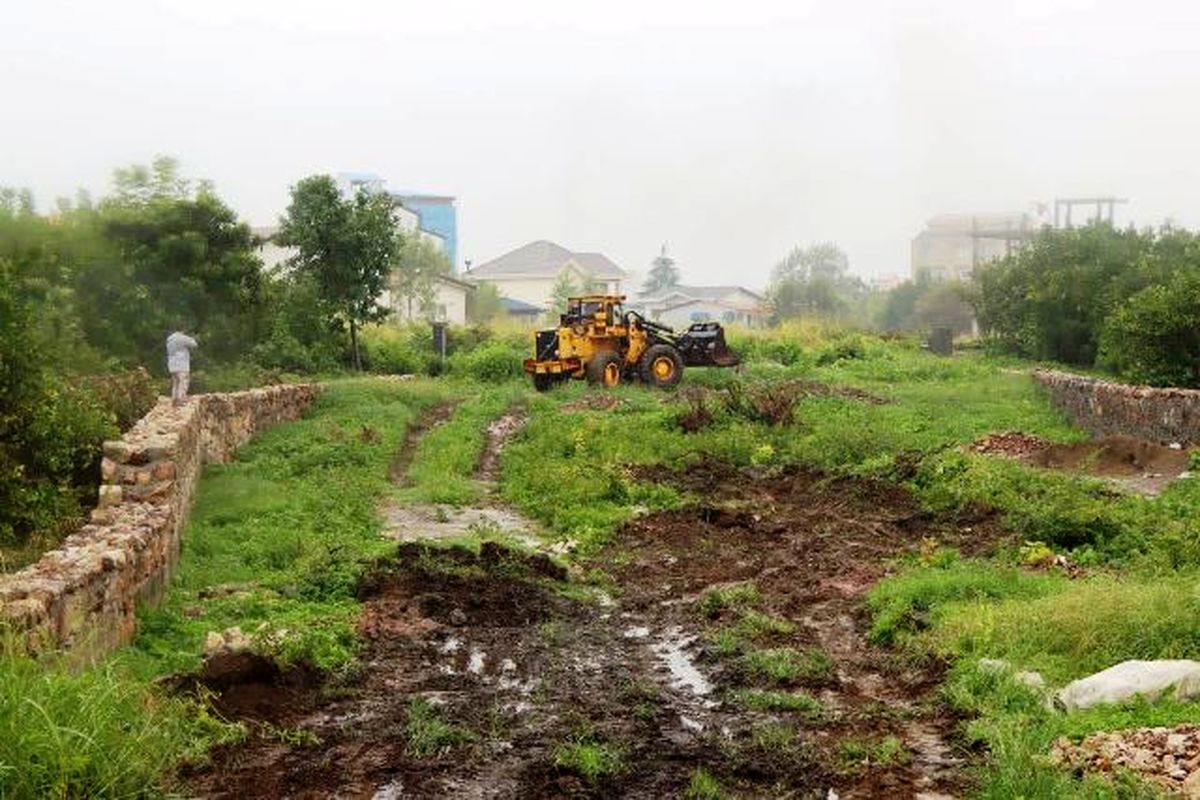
654, 301, 766, 330
390, 278, 468, 325
400, 197, 457, 269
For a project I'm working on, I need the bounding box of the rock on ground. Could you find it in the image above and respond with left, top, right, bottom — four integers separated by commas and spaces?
1052, 724, 1200, 797
1056, 660, 1200, 711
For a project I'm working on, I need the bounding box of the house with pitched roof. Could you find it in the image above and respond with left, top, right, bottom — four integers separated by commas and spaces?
467, 240, 626, 312
636, 285, 769, 329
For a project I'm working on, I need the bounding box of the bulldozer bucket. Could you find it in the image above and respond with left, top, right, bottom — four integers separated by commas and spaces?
675, 322, 741, 368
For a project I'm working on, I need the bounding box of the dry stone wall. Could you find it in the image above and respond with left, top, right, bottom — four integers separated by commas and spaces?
1034, 369, 1200, 445
0, 384, 320, 661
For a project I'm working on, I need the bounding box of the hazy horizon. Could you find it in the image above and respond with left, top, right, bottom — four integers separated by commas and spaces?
5, 0, 1199, 287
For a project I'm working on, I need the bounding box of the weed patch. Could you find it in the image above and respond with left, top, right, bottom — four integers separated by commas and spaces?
553, 728, 623, 783
405, 697, 477, 757
742, 647, 837, 686
730, 689, 825, 720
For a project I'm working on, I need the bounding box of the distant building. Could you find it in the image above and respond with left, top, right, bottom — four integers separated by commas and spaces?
869, 274, 907, 292
391, 193, 458, 270
910, 212, 1036, 282
389, 273, 472, 325
468, 240, 626, 311
500, 297, 544, 326
635, 285, 768, 329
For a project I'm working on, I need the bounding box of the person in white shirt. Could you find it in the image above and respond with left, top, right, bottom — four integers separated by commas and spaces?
165, 331, 198, 406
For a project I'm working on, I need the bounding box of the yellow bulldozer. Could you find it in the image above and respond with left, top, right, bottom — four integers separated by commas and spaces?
522, 294, 740, 391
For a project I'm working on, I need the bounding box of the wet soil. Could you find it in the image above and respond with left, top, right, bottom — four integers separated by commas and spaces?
389, 402, 458, 485
971, 431, 1193, 495
181, 420, 1006, 798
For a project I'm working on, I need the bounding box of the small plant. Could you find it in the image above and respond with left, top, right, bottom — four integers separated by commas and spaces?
708, 628, 746, 658
698, 581, 762, 618
676, 388, 715, 433
553, 728, 623, 782
730, 689, 825, 721
732, 610, 797, 640
1019, 540, 1057, 568
405, 697, 477, 757
686, 767, 726, 799
722, 380, 801, 426
750, 722, 796, 751
260, 721, 322, 747
742, 647, 837, 685
835, 735, 910, 773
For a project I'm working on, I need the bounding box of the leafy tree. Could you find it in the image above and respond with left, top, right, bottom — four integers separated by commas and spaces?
766, 242, 862, 320
878, 275, 974, 334
277, 175, 402, 370
467, 281, 504, 324
546, 271, 581, 322
974, 223, 1152, 364
72, 158, 265, 369
1100, 271, 1200, 387
392, 235, 450, 320
642, 244, 680, 294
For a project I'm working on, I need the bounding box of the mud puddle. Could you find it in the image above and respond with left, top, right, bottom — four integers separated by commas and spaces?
971, 431, 1193, 495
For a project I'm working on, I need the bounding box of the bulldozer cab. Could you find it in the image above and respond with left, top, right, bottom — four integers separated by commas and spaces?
562, 295, 622, 329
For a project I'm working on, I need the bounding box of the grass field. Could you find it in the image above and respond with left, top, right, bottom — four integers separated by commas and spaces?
5, 326, 1200, 797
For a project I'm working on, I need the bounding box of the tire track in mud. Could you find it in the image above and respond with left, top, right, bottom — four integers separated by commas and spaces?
181, 409, 995, 798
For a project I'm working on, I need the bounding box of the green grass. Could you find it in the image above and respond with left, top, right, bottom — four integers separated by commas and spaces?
697, 582, 763, 618
729, 689, 825, 720
685, 767, 726, 799
553, 728, 623, 782
749, 722, 797, 751
405, 697, 477, 757
125, 377, 451, 678
399, 381, 528, 505
741, 647, 836, 685
834, 735, 909, 773
731, 610, 797, 639
0, 648, 243, 799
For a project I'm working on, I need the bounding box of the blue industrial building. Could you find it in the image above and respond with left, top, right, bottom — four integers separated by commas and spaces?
391, 192, 458, 270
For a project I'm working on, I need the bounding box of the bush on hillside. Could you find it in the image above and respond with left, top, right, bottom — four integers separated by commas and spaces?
1099, 271, 1200, 387
448, 340, 525, 382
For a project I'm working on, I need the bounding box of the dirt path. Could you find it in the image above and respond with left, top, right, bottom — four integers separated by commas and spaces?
182, 413, 1001, 798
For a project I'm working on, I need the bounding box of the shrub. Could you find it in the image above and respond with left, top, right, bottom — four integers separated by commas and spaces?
722, 381, 800, 426
448, 340, 525, 382
360, 325, 425, 375
1099, 270, 1200, 387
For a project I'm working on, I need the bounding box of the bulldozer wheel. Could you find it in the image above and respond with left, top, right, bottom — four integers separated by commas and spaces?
586, 352, 623, 388
638, 344, 684, 389
533, 373, 556, 392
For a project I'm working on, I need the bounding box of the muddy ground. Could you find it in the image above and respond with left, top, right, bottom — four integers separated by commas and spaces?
971, 431, 1193, 495
181, 407, 1008, 799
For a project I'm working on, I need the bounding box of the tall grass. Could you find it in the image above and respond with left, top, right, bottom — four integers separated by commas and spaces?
0, 648, 240, 799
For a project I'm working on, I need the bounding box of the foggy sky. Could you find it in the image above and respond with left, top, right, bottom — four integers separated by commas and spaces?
4, 0, 1200, 286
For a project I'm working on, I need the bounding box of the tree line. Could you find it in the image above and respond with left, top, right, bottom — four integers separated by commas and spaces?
0, 157, 458, 547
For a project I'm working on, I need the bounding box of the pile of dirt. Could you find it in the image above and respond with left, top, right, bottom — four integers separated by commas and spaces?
970, 431, 1192, 495
970, 431, 1054, 458
1051, 724, 1200, 796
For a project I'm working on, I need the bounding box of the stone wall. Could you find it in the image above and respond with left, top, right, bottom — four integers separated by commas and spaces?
0, 384, 320, 661
1034, 369, 1200, 445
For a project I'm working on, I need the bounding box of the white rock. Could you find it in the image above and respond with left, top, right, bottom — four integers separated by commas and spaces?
202, 630, 225, 655
1056, 660, 1200, 711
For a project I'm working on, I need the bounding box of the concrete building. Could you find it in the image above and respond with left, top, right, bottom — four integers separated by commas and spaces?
391, 193, 458, 269
910, 213, 1036, 282
636, 285, 769, 329
468, 240, 626, 311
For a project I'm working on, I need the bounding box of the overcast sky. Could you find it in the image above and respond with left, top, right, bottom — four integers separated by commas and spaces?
4, 0, 1200, 286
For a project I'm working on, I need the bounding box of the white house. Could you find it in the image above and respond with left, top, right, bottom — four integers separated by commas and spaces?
636, 285, 769, 329
389, 273, 472, 325
467, 240, 626, 311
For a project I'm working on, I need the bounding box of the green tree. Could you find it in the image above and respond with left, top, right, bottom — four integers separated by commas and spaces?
546, 271, 581, 322
277, 175, 401, 370
392, 235, 450, 320
466, 281, 504, 324
72, 158, 265, 369
1100, 271, 1200, 387
642, 244, 680, 294
766, 242, 862, 320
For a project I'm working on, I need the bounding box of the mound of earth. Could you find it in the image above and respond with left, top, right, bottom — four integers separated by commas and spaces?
970, 432, 1192, 495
